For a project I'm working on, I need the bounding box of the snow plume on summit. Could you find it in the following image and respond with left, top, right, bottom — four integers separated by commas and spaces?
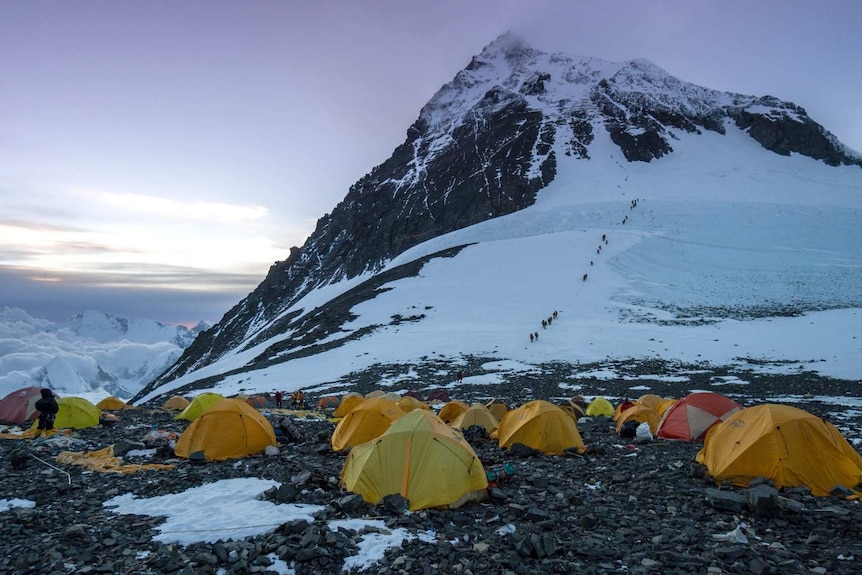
0, 307, 209, 400
136, 35, 862, 404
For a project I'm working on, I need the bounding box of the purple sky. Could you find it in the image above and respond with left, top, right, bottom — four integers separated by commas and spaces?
1, 0, 860, 325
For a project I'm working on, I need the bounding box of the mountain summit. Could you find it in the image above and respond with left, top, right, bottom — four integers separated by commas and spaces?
135, 35, 861, 403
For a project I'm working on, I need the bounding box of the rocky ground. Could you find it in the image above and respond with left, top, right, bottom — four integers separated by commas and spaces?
2, 368, 862, 575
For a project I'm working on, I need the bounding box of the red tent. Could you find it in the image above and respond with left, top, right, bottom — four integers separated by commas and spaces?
657, 392, 742, 442
0, 387, 59, 425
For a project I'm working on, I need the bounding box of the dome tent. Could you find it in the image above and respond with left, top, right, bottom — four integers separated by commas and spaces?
615, 404, 661, 435
657, 392, 741, 442
31, 396, 101, 430
635, 394, 665, 411
585, 397, 614, 417
451, 403, 499, 433
396, 395, 430, 413
175, 392, 225, 422
331, 398, 405, 452
96, 396, 127, 410
485, 399, 509, 422
497, 400, 585, 455
0, 386, 58, 425
333, 394, 365, 418
437, 400, 469, 425
557, 400, 585, 422
162, 396, 190, 411
174, 399, 276, 461
341, 410, 488, 511
696, 404, 862, 496
317, 396, 339, 409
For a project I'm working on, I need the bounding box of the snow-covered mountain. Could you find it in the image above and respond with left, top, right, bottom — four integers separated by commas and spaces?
0, 307, 209, 399
134, 33, 861, 404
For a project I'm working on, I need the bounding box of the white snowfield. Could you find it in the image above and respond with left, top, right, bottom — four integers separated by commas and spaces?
139, 119, 862, 403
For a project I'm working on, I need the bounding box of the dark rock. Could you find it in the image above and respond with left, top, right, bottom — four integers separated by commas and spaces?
114, 440, 146, 457
508, 443, 542, 458
744, 484, 781, 516
281, 519, 310, 535
188, 451, 207, 465
276, 482, 299, 503
335, 493, 365, 512
830, 485, 855, 499
705, 488, 747, 513
382, 493, 410, 514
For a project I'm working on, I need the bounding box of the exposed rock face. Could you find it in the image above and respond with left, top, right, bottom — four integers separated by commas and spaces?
138, 33, 860, 399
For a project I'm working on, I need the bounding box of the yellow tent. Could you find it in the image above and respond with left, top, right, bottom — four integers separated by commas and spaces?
696, 404, 862, 496
174, 399, 276, 461
585, 397, 614, 417
396, 396, 430, 413
451, 403, 499, 433
438, 400, 469, 424
341, 410, 488, 511
497, 400, 585, 455
96, 396, 127, 410
33, 396, 101, 430
635, 394, 665, 411
486, 399, 509, 422
557, 401, 585, 422
175, 392, 225, 422
655, 398, 678, 417
333, 394, 365, 418
162, 396, 190, 411
615, 404, 661, 434
341, 391, 364, 402
365, 390, 386, 399
331, 398, 405, 452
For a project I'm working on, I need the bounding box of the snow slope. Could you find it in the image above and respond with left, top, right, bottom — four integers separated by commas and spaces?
137, 119, 862, 403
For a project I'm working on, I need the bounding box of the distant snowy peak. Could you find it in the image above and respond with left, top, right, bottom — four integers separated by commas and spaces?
0, 307, 209, 400
30, 357, 127, 398
416, 33, 859, 166
63, 310, 210, 346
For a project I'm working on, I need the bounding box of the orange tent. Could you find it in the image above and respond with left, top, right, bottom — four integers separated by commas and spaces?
317, 396, 339, 409
334, 395, 365, 418
174, 399, 276, 461
486, 399, 509, 422
615, 405, 661, 435
657, 392, 741, 442
438, 400, 469, 424
331, 398, 405, 452
452, 403, 499, 433
396, 396, 430, 413
162, 396, 190, 411
497, 400, 585, 455
697, 404, 862, 495
635, 394, 665, 411
96, 396, 127, 410
245, 395, 266, 408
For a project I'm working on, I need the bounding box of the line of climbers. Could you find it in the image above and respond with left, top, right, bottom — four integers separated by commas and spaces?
527, 197, 641, 344
530, 310, 560, 342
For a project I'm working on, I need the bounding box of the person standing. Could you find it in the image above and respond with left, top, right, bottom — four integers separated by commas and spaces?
457, 370, 463, 383
274, 390, 283, 409
34, 389, 59, 437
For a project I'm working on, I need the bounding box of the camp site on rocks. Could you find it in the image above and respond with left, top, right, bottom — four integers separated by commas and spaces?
2, 377, 862, 575
3, 13, 862, 575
